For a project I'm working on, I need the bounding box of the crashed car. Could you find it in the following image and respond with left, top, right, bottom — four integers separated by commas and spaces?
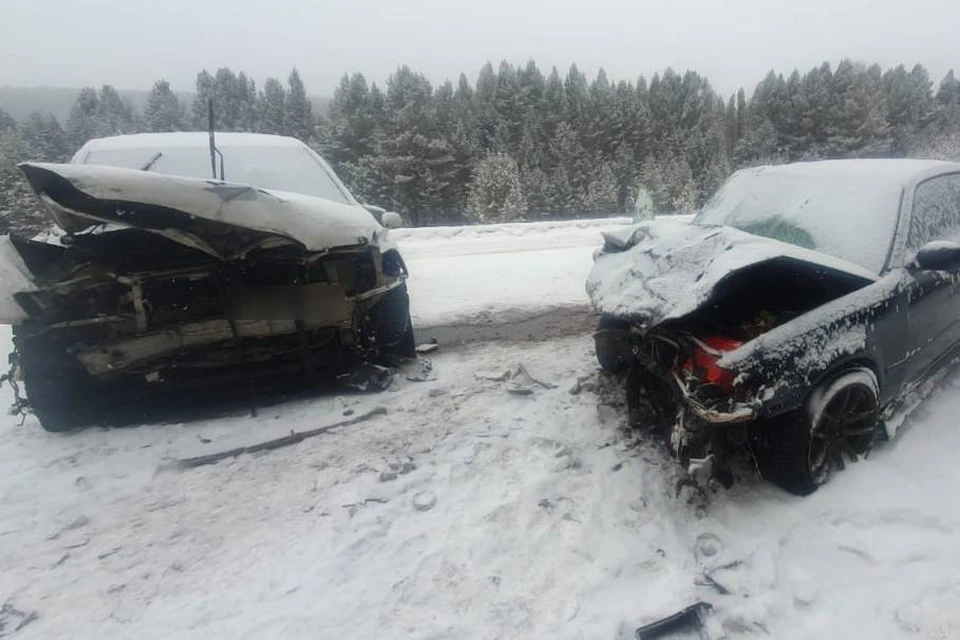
589, 159, 960, 495
1, 132, 414, 432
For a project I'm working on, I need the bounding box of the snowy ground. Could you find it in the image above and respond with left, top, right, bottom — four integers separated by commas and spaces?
1, 218, 959, 639
396, 217, 632, 339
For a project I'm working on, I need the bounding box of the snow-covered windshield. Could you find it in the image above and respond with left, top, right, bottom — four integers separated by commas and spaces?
82, 144, 352, 204
694, 165, 905, 273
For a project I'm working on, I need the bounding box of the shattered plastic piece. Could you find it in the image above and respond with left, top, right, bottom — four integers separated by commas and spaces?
505, 363, 557, 395
516, 363, 557, 389
635, 602, 723, 640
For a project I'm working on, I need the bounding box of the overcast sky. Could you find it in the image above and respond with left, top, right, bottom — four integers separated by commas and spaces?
2, 0, 958, 97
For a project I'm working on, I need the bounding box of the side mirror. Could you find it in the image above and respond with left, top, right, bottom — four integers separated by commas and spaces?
914, 241, 960, 271
381, 211, 403, 229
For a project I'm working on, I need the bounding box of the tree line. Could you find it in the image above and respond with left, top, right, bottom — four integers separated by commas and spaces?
2, 60, 960, 234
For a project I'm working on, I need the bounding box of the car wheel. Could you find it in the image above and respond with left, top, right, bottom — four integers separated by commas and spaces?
14, 332, 100, 432
753, 368, 880, 495
594, 316, 630, 374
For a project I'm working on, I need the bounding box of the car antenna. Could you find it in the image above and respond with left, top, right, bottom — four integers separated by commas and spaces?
207, 99, 225, 181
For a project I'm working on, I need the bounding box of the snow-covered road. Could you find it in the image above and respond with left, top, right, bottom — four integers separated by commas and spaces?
1, 218, 958, 639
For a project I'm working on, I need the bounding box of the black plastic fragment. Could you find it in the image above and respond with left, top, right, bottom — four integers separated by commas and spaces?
635, 601, 711, 639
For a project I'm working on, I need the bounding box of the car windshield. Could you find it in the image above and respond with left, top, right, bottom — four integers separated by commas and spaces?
694, 166, 905, 273
82, 144, 352, 204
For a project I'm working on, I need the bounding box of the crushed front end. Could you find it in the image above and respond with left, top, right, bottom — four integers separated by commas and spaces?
587, 218, 881, 488
4, 162, 414, 431
602, 323, 763, 488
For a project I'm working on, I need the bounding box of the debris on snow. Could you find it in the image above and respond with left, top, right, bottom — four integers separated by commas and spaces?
337, 363, 395, 392
379, 459, 416, 482
412, 491, 437, 512
515, 363, 557, 389
505, 385, 534, 396
477, 363, 558, 395
175, 406, 388, 469
635, 601, 721, 640
415, 341, 440, 354
341, 498, 389, 517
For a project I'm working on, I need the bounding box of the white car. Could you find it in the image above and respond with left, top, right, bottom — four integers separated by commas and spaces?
5, 132, 413, 431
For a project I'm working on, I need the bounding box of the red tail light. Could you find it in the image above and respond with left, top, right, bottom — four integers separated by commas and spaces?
682, 336, 743, 389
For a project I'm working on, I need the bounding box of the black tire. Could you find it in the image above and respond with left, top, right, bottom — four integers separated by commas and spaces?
391, 314, 417, 359
594, 316, 630, 374
752, 368, 880, 496
14, 331, 101, 432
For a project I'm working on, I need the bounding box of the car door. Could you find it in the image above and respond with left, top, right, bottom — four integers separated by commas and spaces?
902, 173, 960, 384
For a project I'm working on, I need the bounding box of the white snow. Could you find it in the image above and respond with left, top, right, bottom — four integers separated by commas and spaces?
1, 216, 959, 639
397, 217, 634, 329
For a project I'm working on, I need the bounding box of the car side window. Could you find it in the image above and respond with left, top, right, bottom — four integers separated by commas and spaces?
907, 174, 960, 251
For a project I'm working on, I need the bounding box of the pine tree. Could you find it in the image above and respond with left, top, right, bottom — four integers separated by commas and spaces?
144, 80, 186, 132
258, 77, 287, 135
0, 109, 15, 132
474, 62, 498, 151
935, 70, 960, 137
286, 68, 315, 143
584, 162, 619, 213
0, 128, 45, 234
189, 68, 258, 132
21, 112, 70, 161
375, 66, 456, 224
466, 152, 527, 223
65, 87, 100, 149
191, 70, 216, 129
95, 85, 139, 137
551, 121, 589, 212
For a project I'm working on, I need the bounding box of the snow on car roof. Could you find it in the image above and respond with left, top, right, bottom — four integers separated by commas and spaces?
737, 158, 960, 184
77, 132, 307, 153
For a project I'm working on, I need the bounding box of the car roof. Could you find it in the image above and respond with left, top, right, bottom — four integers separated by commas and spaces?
737, 158, 960, 187
77, 132, 307, 152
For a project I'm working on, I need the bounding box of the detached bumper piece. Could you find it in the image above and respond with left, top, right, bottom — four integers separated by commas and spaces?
636, 601, 726, 640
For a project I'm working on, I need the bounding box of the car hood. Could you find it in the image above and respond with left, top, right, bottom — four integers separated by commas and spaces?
18, 162, 387, 259
586, 217, 879, 328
